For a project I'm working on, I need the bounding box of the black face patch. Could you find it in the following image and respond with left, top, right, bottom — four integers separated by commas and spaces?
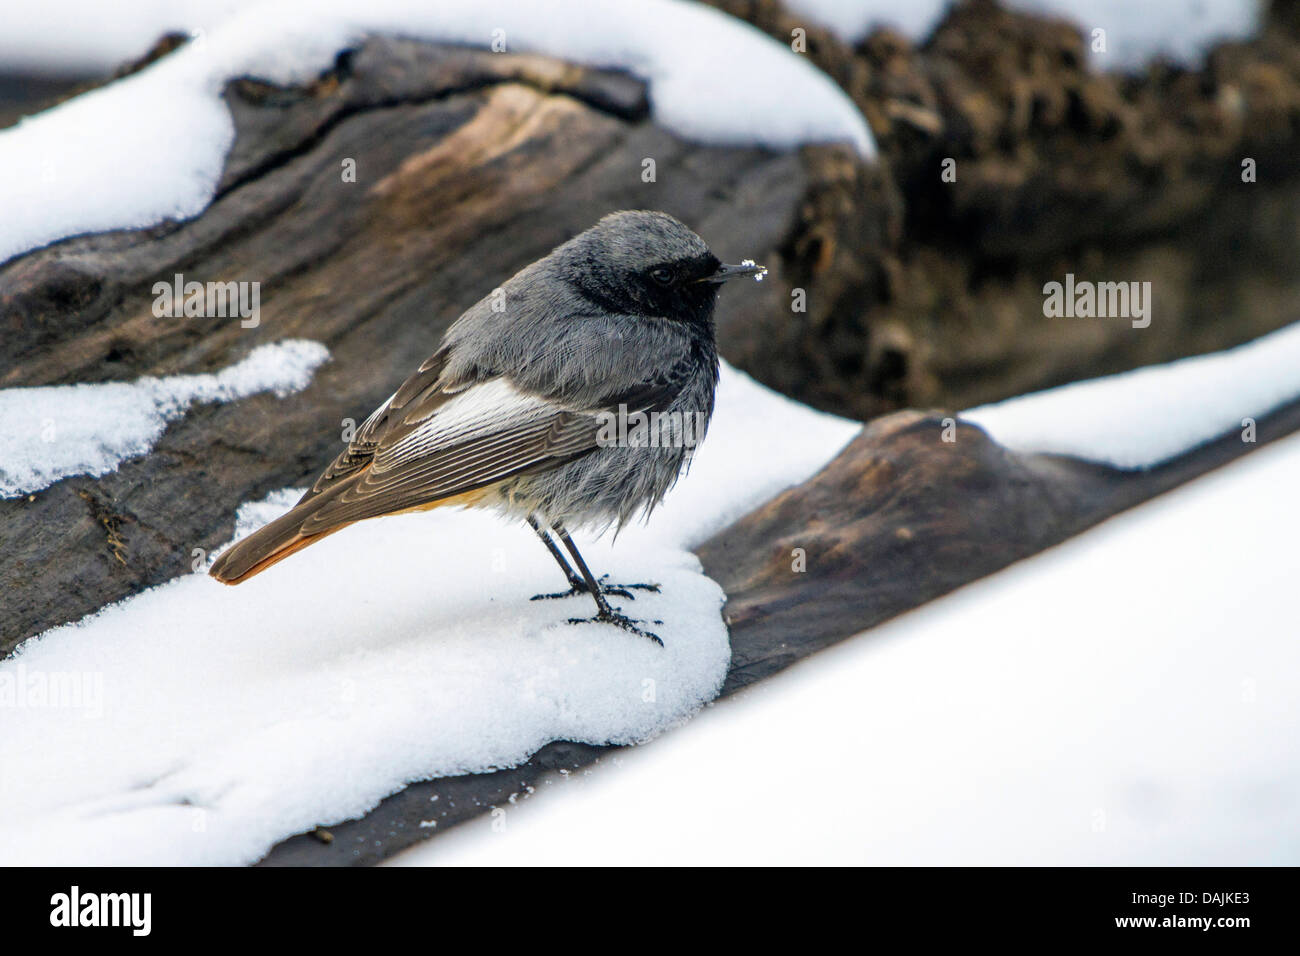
562, 227, 723, 329
640, 253, 720, 290
628, 253, 722, 323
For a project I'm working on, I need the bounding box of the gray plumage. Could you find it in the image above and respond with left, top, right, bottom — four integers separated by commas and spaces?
209, 210, 763, 640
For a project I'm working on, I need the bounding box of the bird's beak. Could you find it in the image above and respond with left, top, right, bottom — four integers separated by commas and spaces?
699, 260, 768, 283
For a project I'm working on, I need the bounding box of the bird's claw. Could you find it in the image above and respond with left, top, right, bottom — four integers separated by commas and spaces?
604, 580, 661, 600
531, 574, 660, 603
530, 583, 587, 601
567, 610, 664, 646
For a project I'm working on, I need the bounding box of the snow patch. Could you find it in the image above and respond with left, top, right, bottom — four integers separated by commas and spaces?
0, 339, 329, 497
412, 427, 1300, 866
0, 0, 874, 265
0, 362, 858, 866
0, 2, 266, 74
962, 320, 1300, 469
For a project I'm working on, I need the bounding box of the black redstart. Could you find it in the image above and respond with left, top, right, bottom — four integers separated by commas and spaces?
209, 210, 765, 643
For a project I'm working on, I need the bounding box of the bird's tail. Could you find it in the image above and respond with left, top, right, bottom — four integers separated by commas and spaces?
208, 498, 347, 585
208, 485, 492, 585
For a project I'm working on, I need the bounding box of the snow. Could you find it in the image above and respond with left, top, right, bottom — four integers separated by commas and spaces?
0, 363, 858, 866
408, 427, 1300, 866
8, 0, 1258, 78
5, 317, 1298, 866
1, 2, 265, 74
784, 0, 1260, 68
962, 320, 1300, 469
0, 339, 329, 498
0, 0, 875, 266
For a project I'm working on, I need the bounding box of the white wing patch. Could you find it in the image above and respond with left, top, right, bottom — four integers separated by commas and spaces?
378, 378, 562, 472
358, 391, 395, 434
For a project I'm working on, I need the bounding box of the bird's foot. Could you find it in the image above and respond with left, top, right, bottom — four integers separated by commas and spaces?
531, 574, 660, 602
530, 582, 587, 602
566, 609, 664, 647
602, 578, 661, 600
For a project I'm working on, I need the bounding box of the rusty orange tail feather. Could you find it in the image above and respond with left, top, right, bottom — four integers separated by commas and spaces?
209, 486, 491, 585
210, 525, 348, 585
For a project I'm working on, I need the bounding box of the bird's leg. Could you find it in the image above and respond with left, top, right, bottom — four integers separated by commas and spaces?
555, 526, 663, 646
528, 517, 660, 602
527, 516, 588, 598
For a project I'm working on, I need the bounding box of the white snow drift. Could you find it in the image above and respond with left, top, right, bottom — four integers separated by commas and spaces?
963, 320, 1300, 469
1, 2, 266, 74
0, 365, 858, 866
0, 339, 329, 498
399, 319, 1300, 865
413, 408, 1300, 866
5, 318, 1299, 864
0, 0, 874, 265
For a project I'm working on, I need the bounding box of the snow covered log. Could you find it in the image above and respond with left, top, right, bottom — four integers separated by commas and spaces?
11, 1, 1300, 426
5, 6, 1300, 866
0, 36, 887, 656
8, 3, 1300, 661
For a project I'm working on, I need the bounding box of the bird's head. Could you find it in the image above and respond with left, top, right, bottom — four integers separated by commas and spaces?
554, 210, 765, 328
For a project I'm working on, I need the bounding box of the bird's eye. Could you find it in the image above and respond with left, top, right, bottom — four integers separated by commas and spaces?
650, 267, 674, 286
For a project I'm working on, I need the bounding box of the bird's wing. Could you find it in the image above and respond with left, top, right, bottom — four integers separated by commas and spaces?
295, 371, 685, 534
298, 346, 456, 503
290, 303, 704, 531
297, 379, 592, 532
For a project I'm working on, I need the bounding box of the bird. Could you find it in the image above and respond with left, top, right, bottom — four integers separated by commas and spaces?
208, 210, 766, 644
